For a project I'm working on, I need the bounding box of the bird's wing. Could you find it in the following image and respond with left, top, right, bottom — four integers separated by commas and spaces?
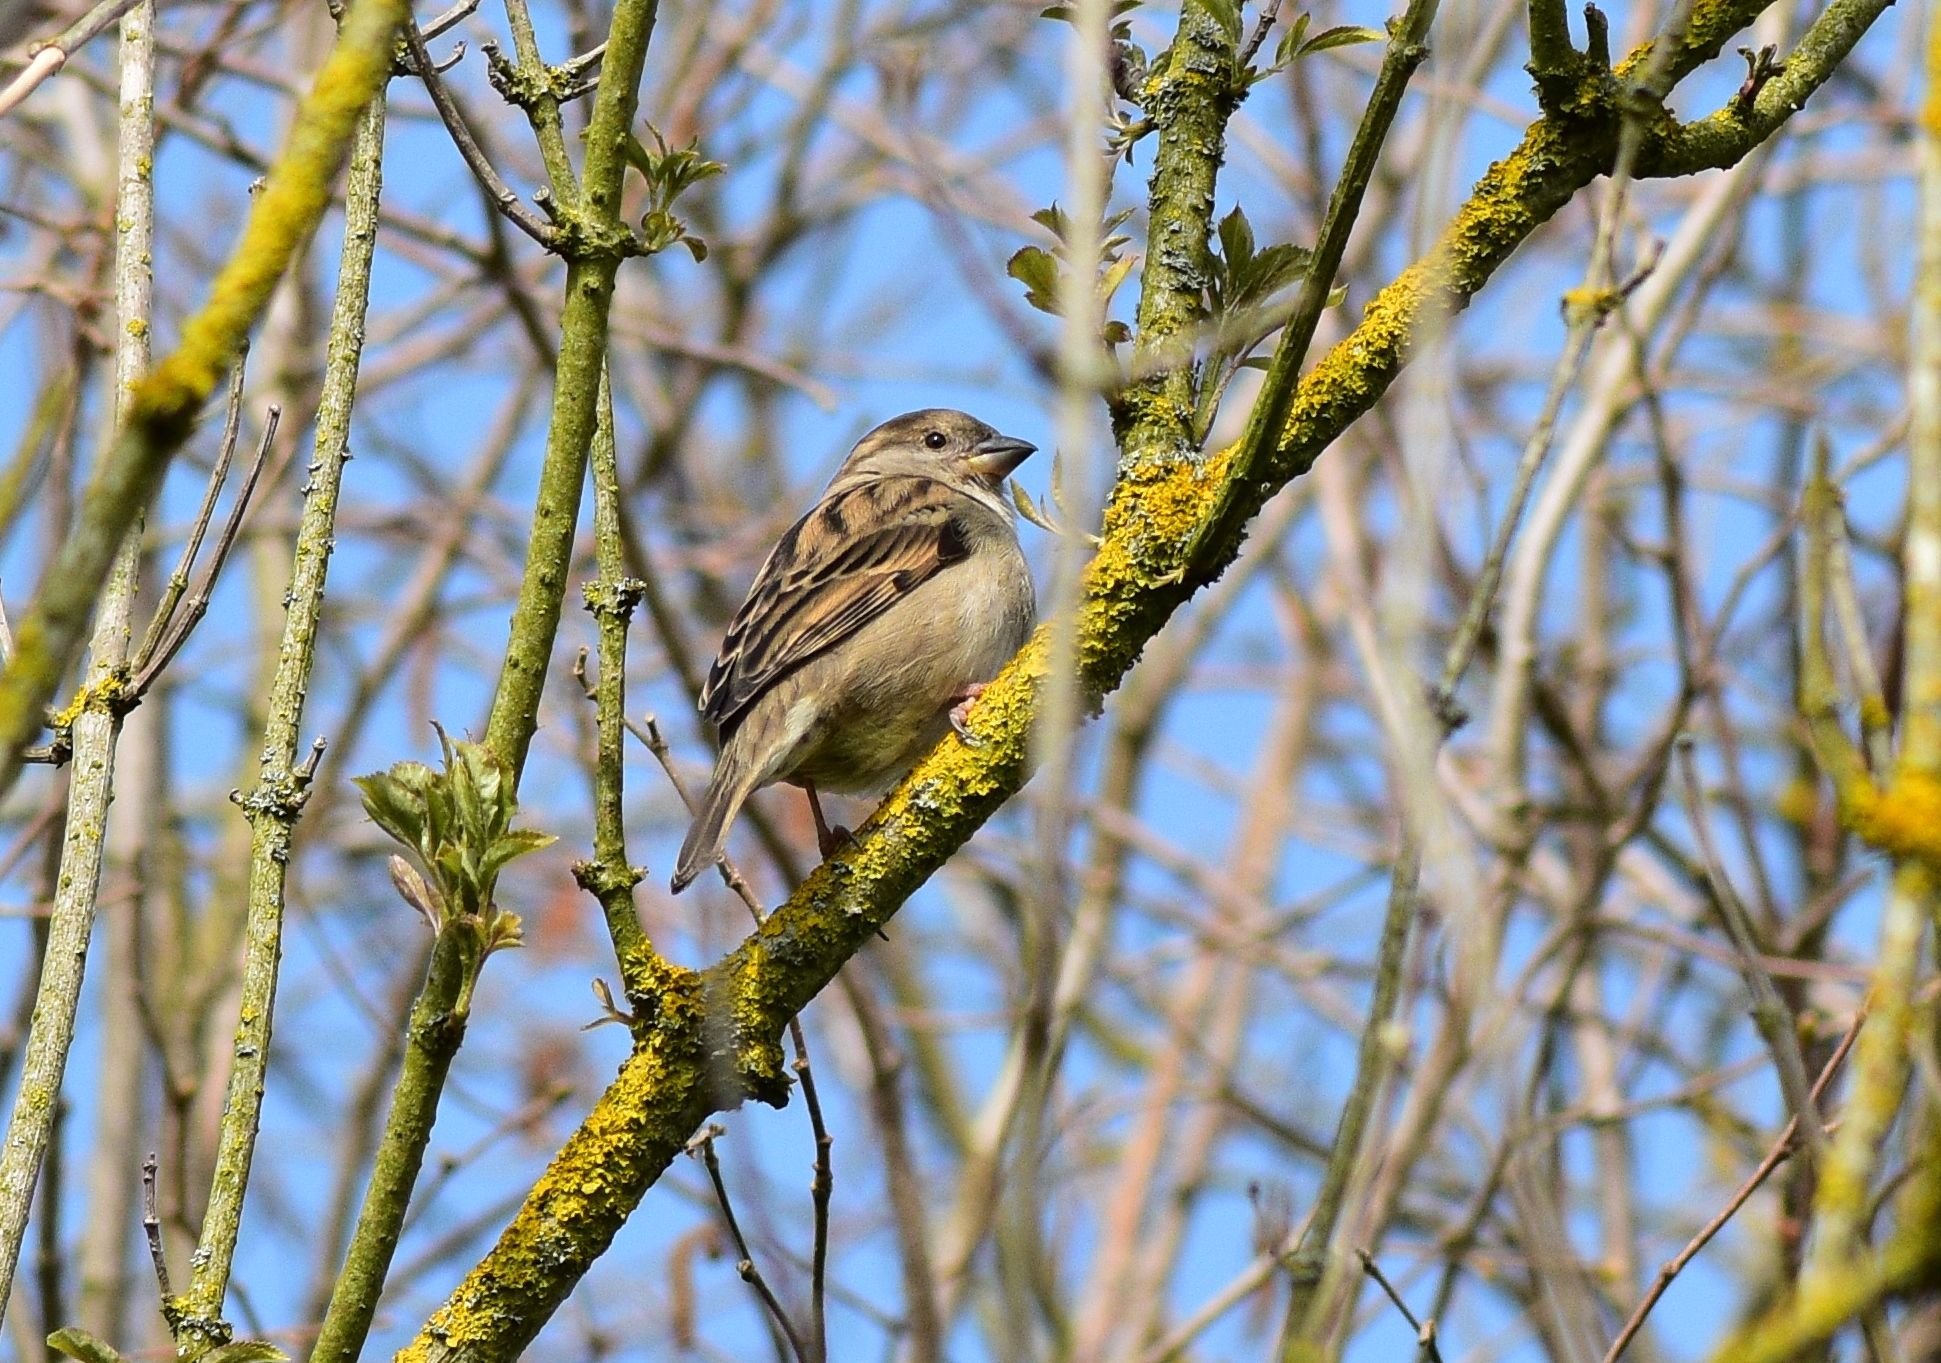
699, 475, 970, 733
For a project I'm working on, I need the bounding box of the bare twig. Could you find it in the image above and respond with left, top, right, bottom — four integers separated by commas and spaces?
0, 0, 146, 116
130, 405, 279, 699
1602, 1008, 1864, 1362
142, 1152, 171, 1302
401, 20, 556, 246
131, 354, 249, 676
1674, 739, 1827, 1166
693, 1128, 810, 1363
1358, 1250, 1444, 1363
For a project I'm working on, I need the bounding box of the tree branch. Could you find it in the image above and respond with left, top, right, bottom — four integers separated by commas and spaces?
0, 0, 409, 806
477, 0, 658, 780
393, 1, 1885, 1356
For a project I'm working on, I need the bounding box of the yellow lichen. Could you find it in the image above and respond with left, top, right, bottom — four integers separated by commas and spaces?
50, 670, 129, 729
1841, 773, 1941, 867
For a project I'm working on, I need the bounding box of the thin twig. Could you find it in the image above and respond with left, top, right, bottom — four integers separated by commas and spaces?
631, 701, 834, 1360
613, 696, 832, 1359
1674, 739, 1827, 1166
1431, 250, 1658, 727
401, 20, 555, 246
130, 404, 279, 699
1357, 1250, 1444, 1363
798, 1045, 832, 1363
132, 353, 249, 675
1238, 0, 1284, 70
0, 0, 146, 117
1815, 441, 1894, 773
1601, 1007, 1864, 1362
142, 1152, 171, 1302
419, 0, 479, 40
693, 1129, 811, 1363
1277, 839, 1422, 1345
1210, 0, 1439, 554
625, 709, 772, 916
573, 369, 656, 1010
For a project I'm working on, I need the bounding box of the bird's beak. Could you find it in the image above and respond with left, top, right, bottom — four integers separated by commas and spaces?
964, 433, 1037, 483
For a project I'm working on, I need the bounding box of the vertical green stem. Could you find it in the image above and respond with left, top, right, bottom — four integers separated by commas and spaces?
73, 0, 158, 1337
0, 0, 153, 1319
480, 0, 658, 783
288, 93, 489, 1363
1277, 842, 1420, 1356
1117, 0, 1237, 467
178, 85, 388, 1349
1209, 0, 1437, 563
498, 0, 580, 202
308, 925, 467, 1363
575, 371, 655, 1007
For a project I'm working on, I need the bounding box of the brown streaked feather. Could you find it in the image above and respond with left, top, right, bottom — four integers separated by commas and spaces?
699, 476, 970, 734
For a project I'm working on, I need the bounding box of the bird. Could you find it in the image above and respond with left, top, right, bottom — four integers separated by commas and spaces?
671, 408, 1038, 893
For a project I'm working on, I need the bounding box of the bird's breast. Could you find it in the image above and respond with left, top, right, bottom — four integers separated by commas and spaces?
784, 539, 1034, 793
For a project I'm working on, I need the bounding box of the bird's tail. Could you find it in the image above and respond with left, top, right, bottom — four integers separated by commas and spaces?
671, 752, 759, 893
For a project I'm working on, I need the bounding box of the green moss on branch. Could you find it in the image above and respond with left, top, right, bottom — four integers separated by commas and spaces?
1117, 0, 1240, 466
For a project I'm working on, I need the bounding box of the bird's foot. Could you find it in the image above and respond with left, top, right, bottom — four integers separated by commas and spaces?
805, 783, 855, 859
948, 682, 991, 741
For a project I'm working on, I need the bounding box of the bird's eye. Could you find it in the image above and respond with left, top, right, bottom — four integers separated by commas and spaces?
924, 431, 947, 450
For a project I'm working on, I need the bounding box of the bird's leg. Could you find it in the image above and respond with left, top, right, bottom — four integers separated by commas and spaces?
947, 682, 990, 739
804, 781, 852, 859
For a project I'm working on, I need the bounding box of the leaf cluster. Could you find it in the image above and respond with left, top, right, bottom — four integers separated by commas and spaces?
1206, 204, 1313, 321
355, 730, 554, 998
1006, 204, 1140, 347
622, 124, 726, 261
1195, 205, 1345, 440
1044, 0, 1382, 157
50, 1328, 286, 1363
1252, 11, 1385, 85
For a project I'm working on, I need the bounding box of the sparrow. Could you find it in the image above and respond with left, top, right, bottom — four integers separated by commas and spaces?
671, 409, 1038, 893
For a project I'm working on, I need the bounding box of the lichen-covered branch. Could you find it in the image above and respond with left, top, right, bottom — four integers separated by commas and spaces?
1730, 1, 1941, 1347
1116, 0, 1238, 466
0, 0, 407, 806
176, 84, 392, 1354
1636, 0, 1894, 177
394, 2, 1884, 1356
0, 0, 154, 1311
